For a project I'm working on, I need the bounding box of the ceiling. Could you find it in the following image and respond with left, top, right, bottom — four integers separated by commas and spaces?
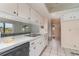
45, 3, 79, 13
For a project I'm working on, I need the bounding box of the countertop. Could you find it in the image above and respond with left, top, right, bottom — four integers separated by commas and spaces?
0, 35, 41, 54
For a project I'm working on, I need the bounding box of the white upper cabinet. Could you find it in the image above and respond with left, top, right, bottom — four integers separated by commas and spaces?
18, 4, 30, 23
30, 8, 41, 25
0, 3, 17, 15
61, 11, 79, 21
0, 3, 43, 24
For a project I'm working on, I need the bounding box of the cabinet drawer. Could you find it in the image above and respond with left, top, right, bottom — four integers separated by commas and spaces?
30, 39, 41, 45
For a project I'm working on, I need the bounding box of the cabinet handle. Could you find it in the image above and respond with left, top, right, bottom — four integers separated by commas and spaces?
40, 42, 42, 44
17, 13, 18, 16
33, 47, 36, 49
74, 45, 76, 47
69, 29, 72, 32
31, 42, 34, 45
13, 11, 16, 14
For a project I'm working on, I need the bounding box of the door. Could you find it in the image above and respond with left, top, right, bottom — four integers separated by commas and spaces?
61, 20, 79, 50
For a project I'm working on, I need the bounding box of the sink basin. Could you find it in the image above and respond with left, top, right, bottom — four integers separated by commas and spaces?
25, 34, 41, 37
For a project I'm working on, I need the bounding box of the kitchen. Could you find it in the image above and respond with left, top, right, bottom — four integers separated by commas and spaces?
0, 3, 79, 56
0, 3, 49, 56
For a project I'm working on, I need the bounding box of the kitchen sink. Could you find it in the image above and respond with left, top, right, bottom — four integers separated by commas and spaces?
25, 34, 41, 37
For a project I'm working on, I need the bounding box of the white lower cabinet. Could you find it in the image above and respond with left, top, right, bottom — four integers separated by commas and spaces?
29, 35, 48, 56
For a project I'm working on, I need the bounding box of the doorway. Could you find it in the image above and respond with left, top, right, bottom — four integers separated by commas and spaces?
51, 18, 61, 46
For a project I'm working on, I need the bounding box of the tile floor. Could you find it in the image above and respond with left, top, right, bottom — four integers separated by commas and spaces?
41, 39, 79, 56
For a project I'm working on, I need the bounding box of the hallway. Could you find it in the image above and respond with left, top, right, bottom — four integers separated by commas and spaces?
41, 39, 65, 56
41, 39, 79, 56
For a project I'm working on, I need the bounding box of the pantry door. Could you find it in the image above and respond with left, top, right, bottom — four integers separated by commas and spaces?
61, 20, 79, 50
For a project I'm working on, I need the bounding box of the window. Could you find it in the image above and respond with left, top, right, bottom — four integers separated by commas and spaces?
0, 22, 13, 34
5, 23, 13, 34
0, 23, 4, 33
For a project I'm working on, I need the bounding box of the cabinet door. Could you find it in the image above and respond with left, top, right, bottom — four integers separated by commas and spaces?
61, 11, 79, 21
18, 4, 30, 23
30, 38, 42, 56
30, 9, 40, 25
0, 3, 17, 15
61, 20, 79, 50
44, 34, 48, 46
